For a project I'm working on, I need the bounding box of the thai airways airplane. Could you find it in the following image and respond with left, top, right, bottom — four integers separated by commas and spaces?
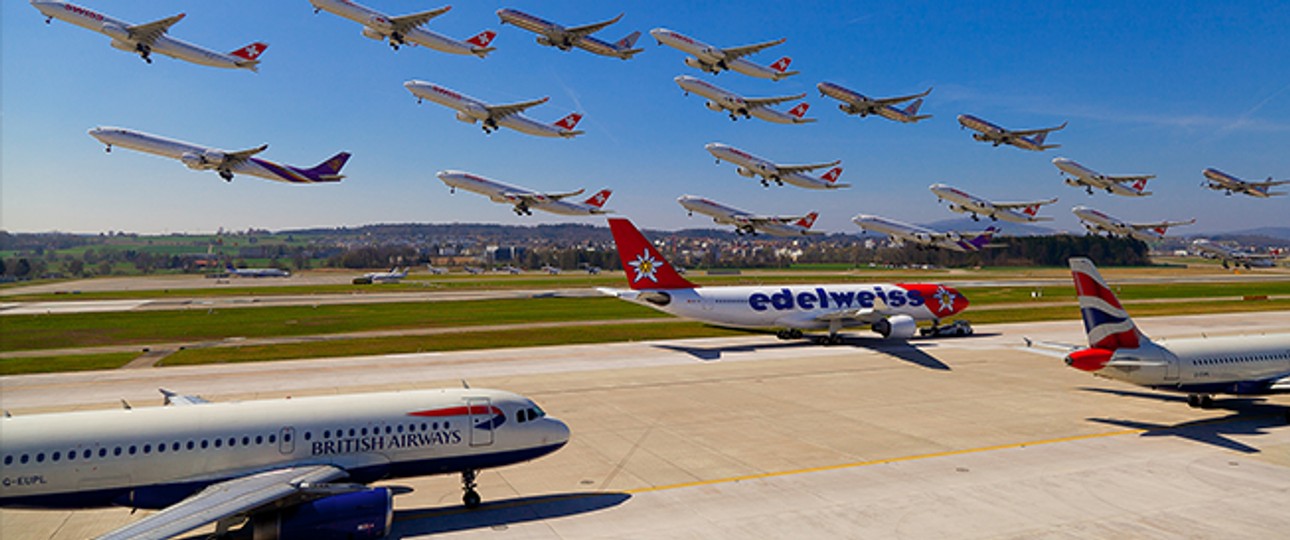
929, 184, 1058, 223
817, 83, 932, 123
32, 1, 267, 70
705, 143, 845, 189
1053, 157, 1154, 196
1191, 240, 1281, 269
310, 0, 496, 57
0, 388, 569, 539
496, 9, 642, 59
437, 170, 612, 216
852, 214, 1002, 253
226, 265, 290, 278
650, 28, 797, 80
1071, 206, 1195, 242
88, 127, 350, 184
677, 195, 822, 237
674, 76, 814, 124
404, 81, 584, 138
1201, 168, 1288, 198
957, 115, 1066, 151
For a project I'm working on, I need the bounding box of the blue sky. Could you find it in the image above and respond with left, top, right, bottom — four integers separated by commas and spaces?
3, 0, 1287, 235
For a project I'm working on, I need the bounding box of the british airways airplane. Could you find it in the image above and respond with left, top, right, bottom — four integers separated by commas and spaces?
310, 0, 496, 57
817, 83, 933, 123
957, 114, 1066, 151
437, 170, 612, 216
89, 127, 350, 184
650, 28, 797, 80
496, 9, 643, 60
404, 81, 584, 138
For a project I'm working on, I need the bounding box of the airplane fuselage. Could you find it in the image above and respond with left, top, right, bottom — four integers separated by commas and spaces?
673, 76, 807, 125
853, 215, 984, 252
437, 171, 604, 216
229, 267, 290, 278
677, 196, 814, 237
1202, 168, 1284, 198
88, 127, 344, 184
705, 143, 841, 189
1071, 329, 1290, 395
957, 114, 1053, 151
496, 9, 636, 59
1052, 158, 1153, 197
1071, 206, 1159, 242
311, 0, 491, 57
650, 28, 791, 80
404, 81, 579, 138
929, 184, 1049, 223
816, 82, 926, 123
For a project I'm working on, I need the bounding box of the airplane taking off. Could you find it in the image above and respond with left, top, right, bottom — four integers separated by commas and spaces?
816, 83, 932, 123
404, 81, 584, 138
650, 28, 797, 80
226, 265, 290, 278
310, 0, 496, 57
678, 195, 822, 237
497, 9, 642, 59
1071, 206, 1195, 242
705, 143, 845, 189
1191, 240, 1281, 269
957, 115, 1066, 151
674, 76, 814, 124
89, 127, 350, 184
600, 218, 970, 344
929, 184, 1058, 223
360, 267, 409, 283
1052, 157, 1154, 197
32, 1, 267, 70
852, 215, 1002, 253
437, 170, 612, 216
1202, 168, 1288, 198
0, 388, 569, 538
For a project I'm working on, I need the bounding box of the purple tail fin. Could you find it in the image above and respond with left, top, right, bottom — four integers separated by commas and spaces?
296, 152, 350, 182
967, 226, 999, 249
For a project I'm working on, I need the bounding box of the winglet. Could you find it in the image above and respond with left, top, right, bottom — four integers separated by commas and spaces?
607, 218, 697, 290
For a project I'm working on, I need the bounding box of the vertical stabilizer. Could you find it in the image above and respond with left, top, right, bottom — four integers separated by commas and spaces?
1069, 257, 1146, 350
607, 218, 697, 290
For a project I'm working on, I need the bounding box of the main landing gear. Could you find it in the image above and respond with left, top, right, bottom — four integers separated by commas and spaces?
482, 119, 499, 134
390, 33, 405, 50
775, 329, 804, 340
513, 205, 532, 216
219, 170, 234, 182
461, 469, 481, 508
104, 145, 112, 153
1186, 394, 1215, 409
136, 44, 153, 64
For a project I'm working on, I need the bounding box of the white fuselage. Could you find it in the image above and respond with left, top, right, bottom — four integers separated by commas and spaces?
310, 0, 488, 57
1192, 242, 1278, 268
437, 171, 603, 216
673, 76, 806, 125
229, 267, 290, 278
404, 81, 578, 138
497, 9, 635, 59
816, 83, 924, 123
364, 269, 408, 282
1083, 335, 1290, 395
705, 143, 840, 189
1202, 168, 1283, 198
88, 127, 326, 184
650, 28, 789, 80
1053, 157, 1152, 197
1071, 206, 1160, 242
929, 184, 1049, 223
957, 115, 1053, 151
853, 215, 978, 252
677, 196, 813, 237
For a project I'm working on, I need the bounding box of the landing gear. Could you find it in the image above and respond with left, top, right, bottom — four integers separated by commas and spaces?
817, 333, 844, 346
105, 145, 112, 153
45, 16, 52, 24
1085, 186, 1093, 195
136, 44, 152, 64
460, 469, 481, 508
970, 214, 980, 221
513, 205, 532, 216
775, 329, 804, 340
1186, 394, 1215, 409
390, 32, 404, 50
482, 118, 499, 134
219, 170, 234, 182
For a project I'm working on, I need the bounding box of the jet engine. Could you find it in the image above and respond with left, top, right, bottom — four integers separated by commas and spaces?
872, 315, 917, 339
455, 111, 478, 124
536, 35, 554, 47
109, 39, 135, 52
361, 27, 386, 41
684, 57, 714, 72
735, 167, 756, 178
913, 232, 933, 243
250, 488, 392, 540
180, 152, 208, 170
704, 101, 724, 112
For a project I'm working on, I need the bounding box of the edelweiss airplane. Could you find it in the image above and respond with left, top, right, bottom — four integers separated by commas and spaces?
853, 215, 1002, 253
957, 115, 1066, 151
674, 76, 814, 124
1071, 206, 1195, 242
817, 83, 932, 123
650, 28, 797, 80
1191, 240, 1281, 269
0, 388, 569, 539
32, 1, 267, 70
437, 170, 612, 216
310, 0, 496, 57
89, 127, 350, 184
226, 265, 290, 278
404, 81, 584, 138
1202, 168, 1288, 198
705, 143, 845, 189
600, 218, 969, 344
496, 9, 642, 59
929, 184, 1058, 223
677, 195, 821, 237
1053, 157, 1154, 196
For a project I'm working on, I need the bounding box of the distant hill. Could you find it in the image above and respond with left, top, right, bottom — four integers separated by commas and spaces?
1209, 226, 1290, 242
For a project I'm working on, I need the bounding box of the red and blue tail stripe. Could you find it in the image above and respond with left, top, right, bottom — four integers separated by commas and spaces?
1070, 257, 1142, 350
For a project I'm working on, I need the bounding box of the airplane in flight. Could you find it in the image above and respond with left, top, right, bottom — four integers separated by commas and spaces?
852, 215, 1002, 252
32, 1, 267, 70
816, 83, 933, 123
88, 127, 350, 184
356, 267, 409, 284
705, 143, 845, 190
678, 195, 822, 237
404, 80, 584, 138
957, 115, 1066, 151
674, 76, 814, 124
496, 9, 642, 59
1071, 206, 1195, 242
1052, 157, 1154, 196
437, 170, 612, 216
650, 28, 798, 80
0, 387, 569, 538
600, 218, 970, 344
226, 265, 290, 278
1201, 168, 1288, 198
1191, 240, 1281, 269
310, 0, 496, 57
928, 184, 1058, 223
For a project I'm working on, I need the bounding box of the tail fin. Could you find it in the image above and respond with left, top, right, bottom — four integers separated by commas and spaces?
467, 30, 497, 49
230, 42, 268, 61
298, 151, 351, 182
967, 226, 999, 249
1069, 257, 1145, 350
607, 218, 697, 290
787, 102, 810, 119
795, 212, 819, 229
904, 98, 924, 116
820, 167, 843, 183
615, 30, 642, 50
1032, 131, 1049, 145
1022, 204, 1041, 217
1131, 178, 1150, 193
769, 56, 792, 73
553, 112, 583, 131
584, 189, 612, 208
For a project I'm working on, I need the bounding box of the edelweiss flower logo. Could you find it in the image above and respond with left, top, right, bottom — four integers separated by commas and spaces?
933, 286, 958, 314
629, 251, 661, 283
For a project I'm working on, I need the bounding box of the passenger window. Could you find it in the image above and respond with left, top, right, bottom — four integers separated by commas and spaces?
114, 447, 122, 456
243, 437, 250, 446
20, 454, 28, 464
99, 448, 107, 458
36, 453, 45, 463
67, 451, 75, 461
52, 452, 60, 462
256, 435, 263, 445
173, 442, 181, 452
361, 427, 368, 436
2, 455, 10, 465
214, 439, 222, 448
324, 430, 331, 439
348, 429, 355, 437
201, 440, 209, 449
84, 449, 92, 459
157, 444, 164, 454
269, 434, 277, 444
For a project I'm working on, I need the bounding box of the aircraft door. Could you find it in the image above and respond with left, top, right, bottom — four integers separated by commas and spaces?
466, 397, 495, 447
278, 427, 296, 454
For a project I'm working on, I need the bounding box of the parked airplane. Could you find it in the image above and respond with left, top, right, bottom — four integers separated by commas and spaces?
426, 264, 450, 275
0, 388, 569, 538
674, 76, 814, 124
650, 28, 797, 80
359, 267, 409, 284
817, 83, 932, 123
437, 170, 612, 216
1202, 168, 1288, 198
705, 143, 844, 189
678, 195, 821, 237
496, 9, 642, 59
1071, 206, 1195, 242
541, 265, 562, 275
853, 215, 1002, 252
226, 265, 290, 278
32, 1, 267, 70
310, 0, 496, 57
1053, 157, 1154, 196
89, 127, 349, 184
957, 115, 1066, 151
929, 184, 1058, 223
1191, 240, 1281, 269
404, 81, 584, 138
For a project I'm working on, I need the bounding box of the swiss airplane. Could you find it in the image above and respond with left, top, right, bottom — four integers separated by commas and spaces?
1053, 157, 1154, 196
437, 170, 612, 216
89, 127, 350, 184
310, 0, 496, 57
1202, 168, 1289, 198
852, 214, 1002, 253
650, 28, 797, 80
817, 83, 932, 123
1191, 240, 1281, 269
0, 388, 569, 538
404, 80, 584, 138
226, 265, 290, 278
497, 9, 642, 59
1071, 206, 1195, 242
32, 1, 267, 70
677, 195, 822, 237
674, 76, 814, 124
929, 183, 1058, 223
705, 143, 845, 189
957, 114, 1066, 151
600, 218, 970, 344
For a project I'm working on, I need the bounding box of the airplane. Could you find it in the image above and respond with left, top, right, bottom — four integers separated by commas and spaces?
928, 183, 1058, 223
1202, 168, 1289, 198
852, 215, 1002, 252
816, 83, 933, 123
599, 218, 970, 344
1071, 206, 1195, 242
650, 28, 797, 80
0, 387, 570, 538
464, 265, 485, 275
678, 195, 822, 237
310, 0, 496, 57
437, 170, 612, 216
957, 114, 1066, 151
1053, 157, 1154, 197
1191, 240, 1281, 269
226, 265, 290, 278
426, 264, 450, 275
361, 267, 409, 283
674, 76, 814, 124
705, 143, 845, 189
541, 265, 562, 275
89, 127, 350, 184
496, 9, 642, 60
32, 1, 267, 70
497, 265, 523, 275
404, 80, 584, 138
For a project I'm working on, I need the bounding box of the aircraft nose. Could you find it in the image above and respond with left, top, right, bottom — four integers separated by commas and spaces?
544, 418, 571, 447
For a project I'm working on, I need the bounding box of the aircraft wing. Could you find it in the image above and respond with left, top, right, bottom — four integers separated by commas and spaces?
160, 388, 210, 406
746, 93, 807, 108
992, 197, 1059, 210
225, 144, 270, 165
485, 97, 551, 119
720, 38, 788, 61
775, 160, 842, 175
1012, 122, 1068, 136
389, 6, 453, 33
1269, 374, 1290, 392
127, 14, 187, 46
873, 87, 933, 106
540, 188, 586, 201
1106, 174, 1155, 183
502, 188, 585, 204
565, 13, 624, 38
736, 215, 803, 226
1252, 179, 1290, 187
1132, 218, 1196, 230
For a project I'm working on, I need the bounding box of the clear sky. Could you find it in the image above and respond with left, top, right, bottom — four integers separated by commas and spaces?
3, 0, 1288, 235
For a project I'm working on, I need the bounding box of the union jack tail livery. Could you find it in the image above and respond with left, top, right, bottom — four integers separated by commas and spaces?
467, 30, 497, 48
795, 212, 819, 229
821, 167, 843, 183
788, 102, 810, 119
608, 218, 697, 290
1070, 257, 1144, 351
553, 113, 583, 130
584, 189, 612, 208
230, 42, 269, 61
769, 56, 793, 73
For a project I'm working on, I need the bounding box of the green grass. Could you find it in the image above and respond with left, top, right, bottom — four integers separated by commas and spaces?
0, 352, 138, 375
963, 298, 1290, 325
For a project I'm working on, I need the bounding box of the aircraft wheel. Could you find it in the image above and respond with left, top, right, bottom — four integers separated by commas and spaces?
776, 330, 790, 340
1200, 395, 1215, 409
463, 490, 481, 509
105, 146, 112, 153
219, 171, 233, 182
789, 329, 803, 339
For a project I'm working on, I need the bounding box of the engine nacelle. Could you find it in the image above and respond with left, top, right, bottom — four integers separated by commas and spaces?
913, 232, 932, 243
180, 152, 209, 170
361, 26, 386, 41
101, 23, 130, 42
202, 150, 226, 165
872, 315, 917, 339
704, 100, 724, 112
455, 111, 478, 124
536, 35, 554, 47
253, 488, 392, 540
735, 166, 756, 178
684, 56, 708, 70
366, 15, 393, 32
109, 39, 135, 52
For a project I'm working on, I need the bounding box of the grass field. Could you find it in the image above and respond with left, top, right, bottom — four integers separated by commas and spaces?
0, 352, 138, 376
